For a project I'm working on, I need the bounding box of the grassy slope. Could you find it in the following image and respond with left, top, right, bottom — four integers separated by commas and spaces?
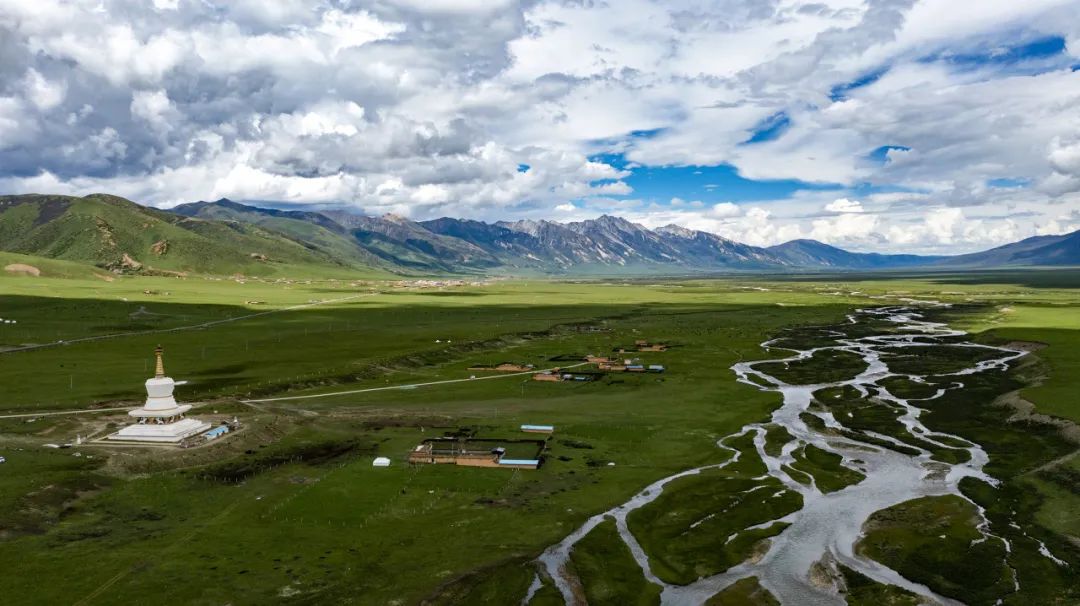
175, 203, 392, 272
0, 194, 391, 278
1, 251, 114, 280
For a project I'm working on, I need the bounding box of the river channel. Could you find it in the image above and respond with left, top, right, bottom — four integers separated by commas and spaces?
531, 305, 1032, 606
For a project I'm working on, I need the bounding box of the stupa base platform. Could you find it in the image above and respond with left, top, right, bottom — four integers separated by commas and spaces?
106, 418, 212, 444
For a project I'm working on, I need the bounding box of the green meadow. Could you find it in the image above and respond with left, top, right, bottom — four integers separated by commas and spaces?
0, 265, 1078, 604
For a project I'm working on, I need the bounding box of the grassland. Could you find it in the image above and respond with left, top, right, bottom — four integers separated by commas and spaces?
787, 443, 865, 493
626, 432, 802, 585
857, 495, 1014, 605
838, 565, 922, 606
567, 518, 663, 605
0, 265, 1078, 604
704, 577, 779, 605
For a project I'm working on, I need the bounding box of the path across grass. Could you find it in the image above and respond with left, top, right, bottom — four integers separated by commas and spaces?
0, 293, 372, 356
0, 362, 590, 417
241, 362, 589, 403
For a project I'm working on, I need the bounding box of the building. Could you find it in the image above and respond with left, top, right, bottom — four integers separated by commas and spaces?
107, 346, 211, 444
498, 459, 540, 469
532, 371, 562, 382
203, 425, 229, 440
408, 438, 545, 470
620, 340, 669, 352
373, 457, 391, 467
521, 424, 554, 434
468, 363, 535, 372
598, 362, 627, 371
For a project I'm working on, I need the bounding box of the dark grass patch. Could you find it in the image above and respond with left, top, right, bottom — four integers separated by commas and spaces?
627, 434, 800, 585
877, 344, 1006, 377
705, 576, 780, 605
879, 376, 944, 400
788, 444, 865, 493
811, 385, 970, 465
568, 518, 662, 605
762, 424, 794, 457
857, 495, 1014, 606
419, 556, 535, 606
0, 470, 111, 540
193, 438, 373, 483
960, 476, 1080, 604
756, 349, 868, 385
838, 564, 922, 606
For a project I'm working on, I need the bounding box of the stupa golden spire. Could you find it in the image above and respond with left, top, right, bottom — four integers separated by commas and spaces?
154, 345, 165, 378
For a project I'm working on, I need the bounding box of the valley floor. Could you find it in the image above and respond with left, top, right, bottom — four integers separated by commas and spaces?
0, 269, 1077, 605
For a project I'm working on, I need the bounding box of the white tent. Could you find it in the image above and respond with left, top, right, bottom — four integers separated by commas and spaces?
372, 457, 391, 467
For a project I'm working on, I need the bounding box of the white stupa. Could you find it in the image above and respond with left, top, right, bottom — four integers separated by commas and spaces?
108, 346, 211, 443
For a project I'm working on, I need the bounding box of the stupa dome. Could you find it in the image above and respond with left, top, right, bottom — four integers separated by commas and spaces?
129, 346, 191, 418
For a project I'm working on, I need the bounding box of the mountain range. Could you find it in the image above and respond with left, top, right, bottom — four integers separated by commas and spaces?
0, 194, 1077, 277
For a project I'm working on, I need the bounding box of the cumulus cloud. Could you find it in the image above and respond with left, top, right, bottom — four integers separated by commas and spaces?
22, 69, 65, 110
0, 0, 1077, 253
1039, 137, 1080, 195
825, 198, 865, 213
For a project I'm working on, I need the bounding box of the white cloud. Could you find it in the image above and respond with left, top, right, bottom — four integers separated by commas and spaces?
0, 0, 1077, 253
130, 89, 174, 129
21, 69, 65, 110
824, 198, 864, 213
1039, 136, 1080, 195
709, 202, 742, 218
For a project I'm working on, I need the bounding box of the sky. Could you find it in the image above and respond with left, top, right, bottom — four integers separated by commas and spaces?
1, 1, 1080, 254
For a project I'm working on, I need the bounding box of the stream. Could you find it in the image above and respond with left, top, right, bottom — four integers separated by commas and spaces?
530, 305, 1035, 606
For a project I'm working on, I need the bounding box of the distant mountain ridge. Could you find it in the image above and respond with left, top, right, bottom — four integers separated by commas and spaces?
2, 194, 1077, 276
929, 231, 1080, 268
767, 239, 943, 269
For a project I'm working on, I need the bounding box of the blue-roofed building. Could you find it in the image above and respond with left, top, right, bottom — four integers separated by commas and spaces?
202, 425, 229, 440
521, 424, 554, 434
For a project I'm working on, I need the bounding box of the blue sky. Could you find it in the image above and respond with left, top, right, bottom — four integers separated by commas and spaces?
1, 0, 1078, 253
589, 156, 842, 203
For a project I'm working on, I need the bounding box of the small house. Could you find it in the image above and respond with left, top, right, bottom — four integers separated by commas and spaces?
373, 457, 391, 467
521, 424, 555, 434
498, 458, 540, 470
203, 426, 230, 440
496, 363, 534, 372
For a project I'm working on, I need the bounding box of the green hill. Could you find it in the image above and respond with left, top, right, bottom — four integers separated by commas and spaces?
0, 194, 389, 277
172, 199, 393, 271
